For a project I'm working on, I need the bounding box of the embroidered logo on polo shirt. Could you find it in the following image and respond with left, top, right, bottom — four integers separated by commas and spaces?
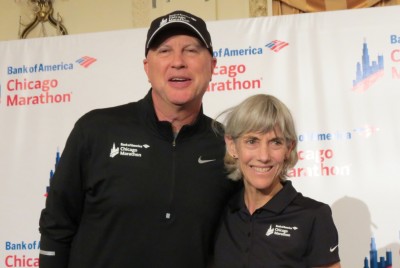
109, 142, 150, 158
265, 224, 298, 238
330, 245, 338, 252
198, 156, 216, 164
110, 143, 120, 157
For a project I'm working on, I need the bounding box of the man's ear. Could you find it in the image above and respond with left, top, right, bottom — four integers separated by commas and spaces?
143, 58, 149, 77
224, 135, 238, 157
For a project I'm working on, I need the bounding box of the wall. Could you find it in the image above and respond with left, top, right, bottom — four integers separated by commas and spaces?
0, 0, 253, 41
2, 7, 400, 267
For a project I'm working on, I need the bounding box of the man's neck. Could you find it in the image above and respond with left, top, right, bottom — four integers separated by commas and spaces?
153, 102, 200, 134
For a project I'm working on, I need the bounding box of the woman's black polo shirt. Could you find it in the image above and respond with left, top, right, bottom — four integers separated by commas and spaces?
212, 180, 340, 268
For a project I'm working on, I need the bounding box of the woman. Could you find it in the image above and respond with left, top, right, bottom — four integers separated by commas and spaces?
212, 94, 341, 268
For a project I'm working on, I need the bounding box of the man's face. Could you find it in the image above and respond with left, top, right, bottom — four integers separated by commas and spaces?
143, 34, 216, 110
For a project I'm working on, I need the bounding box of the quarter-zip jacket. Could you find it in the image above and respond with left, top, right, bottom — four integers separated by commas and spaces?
39, 90, 239, 268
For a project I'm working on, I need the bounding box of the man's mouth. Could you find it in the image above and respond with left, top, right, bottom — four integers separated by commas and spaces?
170, 77, 190, 82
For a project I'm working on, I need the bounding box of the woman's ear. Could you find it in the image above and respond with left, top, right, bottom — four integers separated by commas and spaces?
286, 140, 295, 159
224, 135, 238, 158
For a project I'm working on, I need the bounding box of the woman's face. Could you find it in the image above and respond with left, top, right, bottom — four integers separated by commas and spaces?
225, 127, 293, 193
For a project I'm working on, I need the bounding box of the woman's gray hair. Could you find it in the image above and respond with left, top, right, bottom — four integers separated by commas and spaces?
213, 94, 298, 181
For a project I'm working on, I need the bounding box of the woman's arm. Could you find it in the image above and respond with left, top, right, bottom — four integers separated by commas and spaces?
315, 261, 341, 268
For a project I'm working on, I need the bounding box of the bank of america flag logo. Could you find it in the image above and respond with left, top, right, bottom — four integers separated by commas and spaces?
266, 40, 289, 52
76, 56, 97, 68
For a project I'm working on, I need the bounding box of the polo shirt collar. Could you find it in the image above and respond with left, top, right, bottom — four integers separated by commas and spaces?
228, 180, 299, 215
263, 180, 299, 214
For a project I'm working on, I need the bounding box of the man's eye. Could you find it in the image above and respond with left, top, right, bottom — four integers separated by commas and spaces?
157, 46, 170, 53
185, 46, 200, 53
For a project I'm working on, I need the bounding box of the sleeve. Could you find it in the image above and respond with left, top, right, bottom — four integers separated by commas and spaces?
38, 121, 87, 268
306, 204, 341, 267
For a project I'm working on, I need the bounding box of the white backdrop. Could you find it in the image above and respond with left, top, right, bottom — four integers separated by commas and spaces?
1, 6, 400, 268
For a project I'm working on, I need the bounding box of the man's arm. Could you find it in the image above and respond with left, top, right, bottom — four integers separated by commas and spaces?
39, 122, 86, 267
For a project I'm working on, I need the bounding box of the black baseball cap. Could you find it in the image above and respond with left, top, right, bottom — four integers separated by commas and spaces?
145, 10, 213, 56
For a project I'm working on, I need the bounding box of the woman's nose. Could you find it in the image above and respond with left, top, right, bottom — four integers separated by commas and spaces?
257, 144, 270, 162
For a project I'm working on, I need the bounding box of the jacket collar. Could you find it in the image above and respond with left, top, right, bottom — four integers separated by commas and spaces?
138, 89, 208, 141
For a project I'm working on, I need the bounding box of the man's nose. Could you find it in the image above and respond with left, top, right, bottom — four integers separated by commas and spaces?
171, 52, 186, 69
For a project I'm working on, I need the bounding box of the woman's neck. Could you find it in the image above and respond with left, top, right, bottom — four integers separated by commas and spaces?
244, 181, 283, 215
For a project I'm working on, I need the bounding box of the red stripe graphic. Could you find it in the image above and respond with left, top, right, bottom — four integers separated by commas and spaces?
77, 56, 97, 68
266, 40, 289, 52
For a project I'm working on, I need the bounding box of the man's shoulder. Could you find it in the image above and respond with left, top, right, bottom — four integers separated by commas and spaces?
79, 101, 143, 123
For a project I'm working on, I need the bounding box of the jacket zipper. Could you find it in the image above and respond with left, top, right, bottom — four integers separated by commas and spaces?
165, 138, 176, 221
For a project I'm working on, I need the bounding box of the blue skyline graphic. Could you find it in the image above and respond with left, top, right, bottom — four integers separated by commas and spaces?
45, 149, 60, 197
364, 237, 393, 268
353, 40, 384, 89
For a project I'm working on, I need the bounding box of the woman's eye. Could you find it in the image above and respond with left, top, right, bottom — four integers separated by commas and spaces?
245, 138, 256, 144
270, 139, 284, 149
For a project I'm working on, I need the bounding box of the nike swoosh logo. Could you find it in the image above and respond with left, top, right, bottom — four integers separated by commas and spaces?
198, 156, 216, 164
330, 245, 338, 252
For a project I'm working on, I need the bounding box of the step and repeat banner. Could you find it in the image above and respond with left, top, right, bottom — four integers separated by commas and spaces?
1, 5, 399, 268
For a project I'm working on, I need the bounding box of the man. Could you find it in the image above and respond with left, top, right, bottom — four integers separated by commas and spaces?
39, 10, 239, 268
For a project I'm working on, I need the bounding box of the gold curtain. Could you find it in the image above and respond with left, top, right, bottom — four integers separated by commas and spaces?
272, 0, 400, 15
